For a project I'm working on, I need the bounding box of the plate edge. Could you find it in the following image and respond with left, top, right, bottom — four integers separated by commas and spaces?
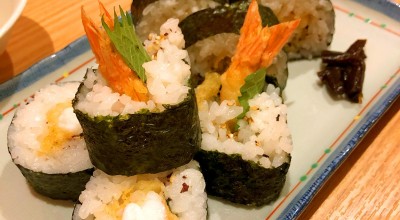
0, 36, 90, 102
354, 0, 400, 21
278, 78, 400, 219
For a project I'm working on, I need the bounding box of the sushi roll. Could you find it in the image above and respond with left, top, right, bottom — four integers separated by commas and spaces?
131, 0, 223, 40
178, 1, 288, 90
72, 161, 207, 220
258, 0, 335, 59
194, 0, 297, 206
73, 4, 200, 176
7, 82, 93, 201
179, 0, 334, 64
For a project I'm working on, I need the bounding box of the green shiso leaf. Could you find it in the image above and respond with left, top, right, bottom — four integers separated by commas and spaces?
237, 68, 267, 119
102, 6, 150, 82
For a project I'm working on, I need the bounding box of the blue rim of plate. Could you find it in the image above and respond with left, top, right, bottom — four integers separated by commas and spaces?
278, 78, 399, 219
0, 1, 399, 219
354, 0, 400, 21
0, 35, 90, 102
278, 0, 400, 217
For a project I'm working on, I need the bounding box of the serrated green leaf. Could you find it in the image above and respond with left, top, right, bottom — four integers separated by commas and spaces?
102, 6, 150, 82
237, 68, 267, 119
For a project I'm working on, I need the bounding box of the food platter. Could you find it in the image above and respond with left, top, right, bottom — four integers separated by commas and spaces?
0, 0, 399, 219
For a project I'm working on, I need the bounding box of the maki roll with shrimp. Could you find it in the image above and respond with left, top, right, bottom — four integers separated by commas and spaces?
7, 82, 93, 201
73, 4, 201, 176
194, 0, 297, 206
178, 0, 334, 64
178, 1, 288, 90
72, 161, 207, 220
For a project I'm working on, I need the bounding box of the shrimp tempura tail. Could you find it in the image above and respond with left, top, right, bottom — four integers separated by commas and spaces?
220, 0, 300, 102
81, 3, 149, 101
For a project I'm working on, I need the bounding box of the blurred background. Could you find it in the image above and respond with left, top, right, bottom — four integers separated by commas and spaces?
0, 0, 131, 84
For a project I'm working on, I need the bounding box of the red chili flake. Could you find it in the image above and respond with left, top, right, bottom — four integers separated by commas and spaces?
180, 182, 189, 193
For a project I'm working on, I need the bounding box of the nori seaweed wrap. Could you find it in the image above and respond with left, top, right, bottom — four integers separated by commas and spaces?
73, 70, 201, 176
131, 0, 223, 40
193, 0, 296, 206
178, 1, 279, 48
178, 1, 289, 90
77, 7, 201, 176
195, 150, 290, 206
178, 0, 335, 61
7, 82, 93, 201
16, 165, 93, 201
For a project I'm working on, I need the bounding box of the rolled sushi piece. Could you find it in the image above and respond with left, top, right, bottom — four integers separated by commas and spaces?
74, 4, 200, 175
258, 0, 335, 59
72, 161, 207, 220
194, 0, 297, 206
7, 82, 93, 201
178, 1, 288, 90
131, 0, 223, 40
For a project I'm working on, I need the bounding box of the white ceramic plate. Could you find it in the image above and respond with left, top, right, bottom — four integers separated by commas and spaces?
0, 0, 399, 219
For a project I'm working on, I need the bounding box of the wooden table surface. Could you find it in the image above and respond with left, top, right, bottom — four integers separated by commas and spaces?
1, 0, 399, 219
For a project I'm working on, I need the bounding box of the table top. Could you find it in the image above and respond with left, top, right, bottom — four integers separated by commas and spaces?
1, 0, 399, 219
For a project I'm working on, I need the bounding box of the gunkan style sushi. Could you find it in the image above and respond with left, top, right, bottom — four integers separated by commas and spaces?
7, 82, 93, 201
194, 0, 297, 206
73, 4, 201, 176
72, 161, 207, 220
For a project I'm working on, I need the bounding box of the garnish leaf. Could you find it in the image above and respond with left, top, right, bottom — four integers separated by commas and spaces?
102, 6, 150, 82
237, 68, 267, 119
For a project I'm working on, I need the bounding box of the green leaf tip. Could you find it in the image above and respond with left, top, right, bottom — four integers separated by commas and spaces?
102, 6, 150, 83
237, 68, 267, 119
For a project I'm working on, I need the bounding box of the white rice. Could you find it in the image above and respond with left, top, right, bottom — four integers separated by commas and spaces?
164, 161, 207, 220
78, 161, 206, 220
199, 84, 292, 168
136, 0, 220, 40
259, 0, 335, 59
75, 19, 191, 117
8, 82, 92, 174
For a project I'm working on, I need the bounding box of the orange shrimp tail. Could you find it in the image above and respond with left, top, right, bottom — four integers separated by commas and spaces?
81, 3, 149, 101
81, 7, 103, 64
220, 0, 300, 102
98, 0, 113, 29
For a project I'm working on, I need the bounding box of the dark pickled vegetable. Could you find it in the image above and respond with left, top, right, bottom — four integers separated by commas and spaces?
318, 39, 367, 103
195, 150, 290, 206
73, 72, 201, 176
179, 1, 279, 48
16, 164, 93, 201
